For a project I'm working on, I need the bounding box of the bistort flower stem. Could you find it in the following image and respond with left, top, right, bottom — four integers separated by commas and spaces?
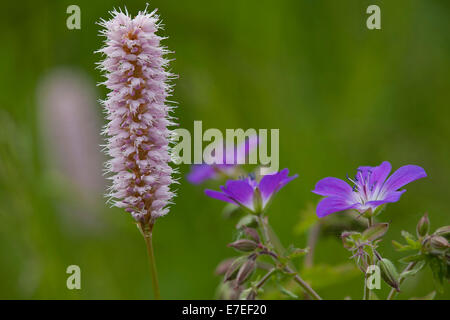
140, 223, 161, 300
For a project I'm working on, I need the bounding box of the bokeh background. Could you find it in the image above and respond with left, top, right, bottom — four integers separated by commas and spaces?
0, 0, 449, 299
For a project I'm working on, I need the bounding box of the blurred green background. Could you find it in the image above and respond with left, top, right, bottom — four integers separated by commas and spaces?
0, 0, 449, 299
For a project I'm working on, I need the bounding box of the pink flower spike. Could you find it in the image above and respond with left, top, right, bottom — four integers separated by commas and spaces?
98, 7, 176, 225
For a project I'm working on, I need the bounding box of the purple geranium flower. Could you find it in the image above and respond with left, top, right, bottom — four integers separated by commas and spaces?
312, 161, 426, 218
205, 169, 298, 214
187, 135, 258, 184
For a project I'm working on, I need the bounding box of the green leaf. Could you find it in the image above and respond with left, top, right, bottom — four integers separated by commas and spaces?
401, 231, 420, 249
399, 254, 425, 264
392, 240, 407, 251
277, 284, 299, 299
236, 214, 258, 229
400, 261, 426, 279
429, 257, 446, 293
362, 223, 389, 241
286, 247, 309, 260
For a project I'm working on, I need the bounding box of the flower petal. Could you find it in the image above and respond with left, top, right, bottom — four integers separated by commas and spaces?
259, 169, 293, 204
316, 197, 359, 218
365, 190, 406, 208
236, 135, 259, 164
205, 189, 238, 205
312, 177, 352, 198
223, 180, 255, 210
368, 161, 392, 191
187, 164, 216, 184
382, 165, 427, 193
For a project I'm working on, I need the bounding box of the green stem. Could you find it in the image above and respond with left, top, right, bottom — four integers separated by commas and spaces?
387, 261, 417, 300
364, 273, 370, 300
363, 215, 374, 300
140, 225, 161, 300
304, 223, 321, 269
289, 268, 323, 300
256, 268, 276, 289
257, 215, 322, 300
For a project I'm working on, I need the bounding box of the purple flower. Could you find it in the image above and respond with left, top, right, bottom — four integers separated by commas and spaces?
187, 135, 258, 184
205, 169, 298, 214
312, 161, 426, 218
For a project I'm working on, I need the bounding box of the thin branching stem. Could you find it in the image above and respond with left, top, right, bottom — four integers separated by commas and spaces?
257, 215, 323, 300
387, 261, 417, 300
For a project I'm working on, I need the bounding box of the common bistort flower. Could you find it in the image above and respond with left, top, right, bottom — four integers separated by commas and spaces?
312, 161, 426, 218
205, 168, 297, 214
98, 8, 176, 226
187, 135, 258, 184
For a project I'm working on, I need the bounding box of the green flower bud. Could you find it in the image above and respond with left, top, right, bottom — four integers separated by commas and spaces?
430, 235, 449, 252
228, 239, 259, 252
377, 258, 400, 291
434, 226, 450, 239
416, 213, 430, 238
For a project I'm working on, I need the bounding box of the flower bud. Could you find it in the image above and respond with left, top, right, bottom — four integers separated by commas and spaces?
416, 213, 430, 238
228, 239, 259, 252
215, 258, 235, 275
236, 257, 256, 285
430, 235, 449, 251
341, 231, 357, 249
434, 226, 450, 239
243, 227, 260, 242
362, 223, 389, 241
224, 256, 246, 282
377, 258, 400, 291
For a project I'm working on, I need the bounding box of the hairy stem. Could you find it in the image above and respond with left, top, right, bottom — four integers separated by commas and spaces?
387, 261, 417, 300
